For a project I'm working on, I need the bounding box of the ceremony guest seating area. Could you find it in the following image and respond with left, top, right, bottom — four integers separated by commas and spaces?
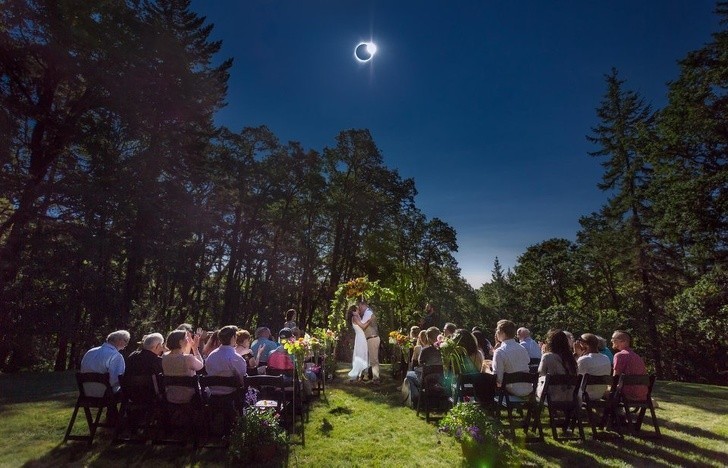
0, 365, 726, 466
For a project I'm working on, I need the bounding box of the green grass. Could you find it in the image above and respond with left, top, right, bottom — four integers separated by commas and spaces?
0, 366, 726, 467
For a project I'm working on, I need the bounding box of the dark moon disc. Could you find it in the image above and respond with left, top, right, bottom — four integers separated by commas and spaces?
355, 42, 376, 62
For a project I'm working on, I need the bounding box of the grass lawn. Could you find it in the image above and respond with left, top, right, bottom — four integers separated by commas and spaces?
1, 365, 726, 467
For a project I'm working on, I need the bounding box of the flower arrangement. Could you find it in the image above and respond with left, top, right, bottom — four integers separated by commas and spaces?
435, 335, 468, 375
283, 336, 312, 382
329, 276, 395, 333
228, 388, 287, 463
438, 402, 513, 466
389, 330, 413, 363
311, 328, 339, 380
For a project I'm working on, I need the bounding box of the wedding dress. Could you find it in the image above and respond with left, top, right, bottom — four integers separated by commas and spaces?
348, 319, 369, 379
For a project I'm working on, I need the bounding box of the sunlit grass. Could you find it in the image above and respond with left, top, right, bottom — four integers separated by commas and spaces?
0, 366, 726, 467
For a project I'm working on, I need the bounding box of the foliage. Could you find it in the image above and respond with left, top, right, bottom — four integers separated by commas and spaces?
0, 0, 465, 372
329, 276, 395, 333
434, 335, 468, 375
477, 11, 728, 382
228, 389, 287, 463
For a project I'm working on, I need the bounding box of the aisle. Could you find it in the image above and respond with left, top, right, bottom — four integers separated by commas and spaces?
288, 364, 462, 467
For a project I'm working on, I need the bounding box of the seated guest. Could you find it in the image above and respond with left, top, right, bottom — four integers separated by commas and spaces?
80, 330, 130, 423
452, 329, 482, 373
443, 322, 457, 338
162, 329, 204, 403
410, 330, 428, 370
235, 329, 263, 370
537, 329, 578, 401
268, 328, 315, 395
267, 328, 296, 372
205, 325, 246, 395
492, 320, 531, 396
403, 327, 442, 406
409, 326, 421, 341
517, 327, 542, 360
611, 330, 648, 400
576, 333, 612, 401
472, 329, 493, 359
80, 330, 130, 397
251, 327, 279, 365
596, 335, 614, 365
202, 330, 220, 359
283, 308, 297, 330
125, 332, 164, 376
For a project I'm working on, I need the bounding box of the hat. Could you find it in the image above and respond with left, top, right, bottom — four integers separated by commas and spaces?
218, 325, 238, 344
279, 328, 293, 339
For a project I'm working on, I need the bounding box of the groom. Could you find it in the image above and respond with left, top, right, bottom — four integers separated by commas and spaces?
358, 298, 380, 384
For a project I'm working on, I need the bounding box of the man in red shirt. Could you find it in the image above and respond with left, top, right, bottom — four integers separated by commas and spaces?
611, 330, 648, 400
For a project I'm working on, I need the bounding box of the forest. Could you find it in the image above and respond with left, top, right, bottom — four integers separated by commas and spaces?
1, 0, 725, 384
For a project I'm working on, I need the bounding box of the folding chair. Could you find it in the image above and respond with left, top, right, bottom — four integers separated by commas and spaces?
616, 374, 660, 437
265, 368, 306, 446
528, 357, 541, 374
156, 374, 203, 447
245, 374, 287, 413
63, 372, 119, 445
536, 374, 585, 441
416, 364, 450, 423
581, 374, 621, 439
114, 373, 160, 444
452, 372, 498, 416
496, 371, 542, 441
199, 375, 244, 446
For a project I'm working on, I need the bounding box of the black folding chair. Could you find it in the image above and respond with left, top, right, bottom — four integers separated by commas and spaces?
535, 374, 585, 441
265, 367, 307, 446
114, 373, 160, 444
63, 372, 119, 445
416, 364, 450, 423
199, 375, 244, 446
528, 357, 541, 374
497, 371, 542, 441
581, 373, 621, 439
451, 372, 498, 416
616, 374, 660, 437
156, 374, 203, 447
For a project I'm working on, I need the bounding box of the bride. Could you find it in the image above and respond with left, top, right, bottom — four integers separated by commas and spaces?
347, 304, 371, 381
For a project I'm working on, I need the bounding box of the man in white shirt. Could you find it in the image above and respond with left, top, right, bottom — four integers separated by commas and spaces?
80, 330, 130, 423
80, 330, 130, 397
492, 320, 532, 396
517, 327, 542, 360
204, 325, 247, 396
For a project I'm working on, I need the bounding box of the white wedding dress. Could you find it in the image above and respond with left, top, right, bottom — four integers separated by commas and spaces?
348, 320, 369, 379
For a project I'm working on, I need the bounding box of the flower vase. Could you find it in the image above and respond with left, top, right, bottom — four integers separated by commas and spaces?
461, 439, 497, 467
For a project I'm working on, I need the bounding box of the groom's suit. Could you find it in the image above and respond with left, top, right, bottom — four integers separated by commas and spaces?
361, 307, 380, 380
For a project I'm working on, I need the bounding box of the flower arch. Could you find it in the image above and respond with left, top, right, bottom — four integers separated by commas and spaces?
329, 276, 395, 333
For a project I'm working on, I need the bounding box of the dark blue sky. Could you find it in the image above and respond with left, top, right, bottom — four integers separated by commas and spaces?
190, 1, 718, 286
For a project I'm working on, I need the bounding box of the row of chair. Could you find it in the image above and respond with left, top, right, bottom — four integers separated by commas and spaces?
416, 365, 660, 442
63, 370, 310, 448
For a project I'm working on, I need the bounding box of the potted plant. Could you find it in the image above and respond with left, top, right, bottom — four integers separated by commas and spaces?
228, 390, 287, 464
438, 402, 513, 467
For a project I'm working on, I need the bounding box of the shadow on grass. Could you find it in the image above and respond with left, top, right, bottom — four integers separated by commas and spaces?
22, 441, 235, 468
663, 420, 728, 442
0, 371, 76, 406
654, 381, 728, 413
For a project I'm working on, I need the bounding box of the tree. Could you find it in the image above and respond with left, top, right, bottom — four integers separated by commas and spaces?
587, 69, 666, 376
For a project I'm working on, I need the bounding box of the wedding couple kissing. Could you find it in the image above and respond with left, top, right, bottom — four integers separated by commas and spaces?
347, 298, 380, 384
